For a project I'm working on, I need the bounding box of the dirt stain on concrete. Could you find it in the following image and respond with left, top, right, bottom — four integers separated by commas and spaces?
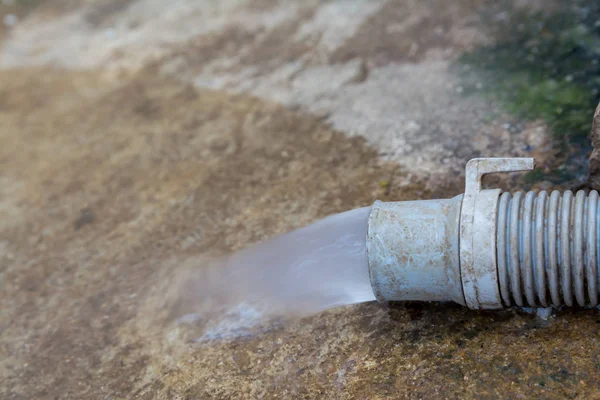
330, 0, 489, 66
0, 66, 434, 399
2, 66, 600, 400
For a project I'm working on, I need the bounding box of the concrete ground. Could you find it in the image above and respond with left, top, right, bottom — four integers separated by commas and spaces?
1, 1, 598, 399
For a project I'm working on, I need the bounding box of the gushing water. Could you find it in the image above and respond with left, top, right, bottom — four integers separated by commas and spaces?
172, 207, 375, 340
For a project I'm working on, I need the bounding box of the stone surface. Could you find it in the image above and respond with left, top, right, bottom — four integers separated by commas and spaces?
588, 103, 600, 190
0, 0, 549, 183
0, 1, 597, 399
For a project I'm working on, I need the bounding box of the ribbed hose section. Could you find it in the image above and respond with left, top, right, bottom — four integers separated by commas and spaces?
496, 190, 600, 307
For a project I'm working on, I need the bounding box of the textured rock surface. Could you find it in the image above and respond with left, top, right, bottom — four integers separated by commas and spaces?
589, 103, 600, 190
0, 0, 549, 182
0, 1, 598, 399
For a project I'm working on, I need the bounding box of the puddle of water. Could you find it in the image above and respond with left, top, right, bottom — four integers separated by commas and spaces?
170, 207, 375, 341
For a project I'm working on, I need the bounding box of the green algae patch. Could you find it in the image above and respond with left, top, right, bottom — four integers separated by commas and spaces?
458, 1, 600, 183
506, 78, 592, 139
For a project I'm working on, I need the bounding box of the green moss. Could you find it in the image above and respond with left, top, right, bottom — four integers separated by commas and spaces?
522, 168, 546, 184
522, 164, 574, 185
505, 78, 592, 138
458, 1, 600, 183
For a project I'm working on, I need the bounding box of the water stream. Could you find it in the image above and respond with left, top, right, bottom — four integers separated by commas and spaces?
171, 207, 375, 341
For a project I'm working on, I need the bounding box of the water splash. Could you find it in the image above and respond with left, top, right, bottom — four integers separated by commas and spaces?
171, 207, 375, 341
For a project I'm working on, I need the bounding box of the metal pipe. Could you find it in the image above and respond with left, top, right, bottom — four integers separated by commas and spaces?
367, 157, 600, 309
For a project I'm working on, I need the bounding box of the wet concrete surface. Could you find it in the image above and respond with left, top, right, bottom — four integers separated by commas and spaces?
1, 1, 599, 399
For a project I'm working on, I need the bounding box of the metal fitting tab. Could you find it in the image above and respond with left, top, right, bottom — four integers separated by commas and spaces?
459, 157, 535, 309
